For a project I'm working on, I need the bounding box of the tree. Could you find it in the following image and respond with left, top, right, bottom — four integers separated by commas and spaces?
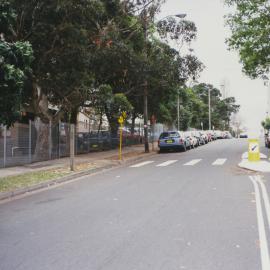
89, 85, 133, 137
192, 83, 240, 130
2, 0, 126, 124
226, 0, 270, 78
0, 1, 34, 127
262, 117, 270, 131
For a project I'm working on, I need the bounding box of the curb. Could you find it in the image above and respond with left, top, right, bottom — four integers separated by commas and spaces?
0, 150, 157, 202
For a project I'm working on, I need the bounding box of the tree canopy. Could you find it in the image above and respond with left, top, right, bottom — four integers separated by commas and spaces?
226, 0, 270, 79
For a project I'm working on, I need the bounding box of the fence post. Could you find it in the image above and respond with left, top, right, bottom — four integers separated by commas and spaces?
29, 120, 32, 163
70, 124, 75, 171
49, 120, 52, 159
3, 126, 7, 168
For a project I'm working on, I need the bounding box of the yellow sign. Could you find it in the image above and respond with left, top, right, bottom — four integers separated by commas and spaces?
248, 139, 260, 162
122, 111, 127, 119
118, 116, 124, 125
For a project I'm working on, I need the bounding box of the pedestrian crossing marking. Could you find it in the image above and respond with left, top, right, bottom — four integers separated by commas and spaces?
183, 159, 202, 166
156, 160, 178, 167
130, 161, 154, 168
130, 158, 228, 168
212, 158, 227, 166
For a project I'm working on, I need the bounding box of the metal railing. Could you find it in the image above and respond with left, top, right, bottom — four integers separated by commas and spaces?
0, 121, 163, 168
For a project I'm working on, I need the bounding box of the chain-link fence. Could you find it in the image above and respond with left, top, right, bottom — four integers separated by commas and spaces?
0, 120, 163, 168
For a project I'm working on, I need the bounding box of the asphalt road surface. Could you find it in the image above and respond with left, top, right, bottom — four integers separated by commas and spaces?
1, 138, 270, 270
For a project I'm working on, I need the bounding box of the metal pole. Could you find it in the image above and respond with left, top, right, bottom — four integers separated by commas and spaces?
208, 88, 211, 130
29, 120, 32, 163
143, 85, 149, 152
58, 120, 61, 158
119, 125, 123, 160
177, 92, 180, 130
70, 124, 75, 171
49, 120, 52, 159
3, 126, 6, 168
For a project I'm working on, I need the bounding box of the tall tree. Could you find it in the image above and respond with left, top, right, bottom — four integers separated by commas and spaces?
226, 0, 270, 79
0, 1, 34, 127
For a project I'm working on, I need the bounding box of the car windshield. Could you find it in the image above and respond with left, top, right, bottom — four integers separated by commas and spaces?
159, 132, 179, 139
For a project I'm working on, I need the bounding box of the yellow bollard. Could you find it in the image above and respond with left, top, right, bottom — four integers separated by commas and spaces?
248, 139, 260, 162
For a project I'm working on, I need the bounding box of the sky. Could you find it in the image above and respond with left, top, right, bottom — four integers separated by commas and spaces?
158, 0, 268, 134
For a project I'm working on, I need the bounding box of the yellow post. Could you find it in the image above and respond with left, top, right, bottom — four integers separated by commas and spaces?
118, 116, 124, 160
248, 139, 260, 162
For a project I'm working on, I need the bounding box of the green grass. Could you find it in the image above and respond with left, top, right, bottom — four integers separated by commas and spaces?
0, 170, 70, 193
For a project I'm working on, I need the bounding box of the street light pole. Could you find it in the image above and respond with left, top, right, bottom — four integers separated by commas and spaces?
208, 87, 211, 130
177, 90, 180, 130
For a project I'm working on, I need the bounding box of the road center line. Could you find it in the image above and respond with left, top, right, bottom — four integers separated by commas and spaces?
130, 161, 154, 168
255, 175, 270, 231
212, 158, 227, 165
249, 176, 270, 270
184, 159, 202, 166
156, 160, 178, 167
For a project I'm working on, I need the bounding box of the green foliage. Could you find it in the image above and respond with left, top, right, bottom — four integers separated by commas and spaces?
0, 40, 34, 126
262, 117, 270, 130
226, 0, 270, 78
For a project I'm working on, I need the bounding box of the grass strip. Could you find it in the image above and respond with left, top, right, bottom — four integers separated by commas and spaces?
0, 170, 70, 193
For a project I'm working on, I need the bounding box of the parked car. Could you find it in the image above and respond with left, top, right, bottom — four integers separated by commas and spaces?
193, 131, 205, 146
200, 131, 209, 143
265, 133, 270, 147
184, 131, 198, 148
158, 131, 190, 152
239, 133, 248, 138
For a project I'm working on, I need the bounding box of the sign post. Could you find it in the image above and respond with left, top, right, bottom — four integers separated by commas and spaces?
248, 139, 260, 162
118, 112, 126, 160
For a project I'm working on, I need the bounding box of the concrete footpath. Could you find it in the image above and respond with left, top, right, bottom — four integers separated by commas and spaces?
0, 143, 158, 201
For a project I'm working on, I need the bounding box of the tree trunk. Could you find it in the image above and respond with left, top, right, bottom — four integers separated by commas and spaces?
33, 118, 50, 162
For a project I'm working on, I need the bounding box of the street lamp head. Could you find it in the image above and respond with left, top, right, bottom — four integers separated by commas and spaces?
175, 14, 187, 19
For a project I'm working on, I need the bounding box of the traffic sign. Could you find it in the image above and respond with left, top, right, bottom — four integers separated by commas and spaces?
248, 139, 260, 162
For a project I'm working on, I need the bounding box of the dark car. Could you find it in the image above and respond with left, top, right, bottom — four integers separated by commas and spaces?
158, 131, 190, 152
265, 133, 270, 148
239, 133, 248, 138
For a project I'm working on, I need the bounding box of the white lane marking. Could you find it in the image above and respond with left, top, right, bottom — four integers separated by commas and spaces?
184, 159, 202, 166
212, 158, 227, 166
249, 176, 270, 270
130, 161, 154, 168
156, 160, 178, 167
255, 175, 270, 231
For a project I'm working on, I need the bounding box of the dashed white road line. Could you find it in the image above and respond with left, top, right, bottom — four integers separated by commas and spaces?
156, 160, 178, 167
183, 159, 202, 166
130, 161, 154, 168
249, 176, 270, 270
212, 158, 227, 166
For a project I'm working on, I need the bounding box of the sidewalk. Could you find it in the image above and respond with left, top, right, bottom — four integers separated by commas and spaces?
0, 143, 158, 201
0, 143, 158, 178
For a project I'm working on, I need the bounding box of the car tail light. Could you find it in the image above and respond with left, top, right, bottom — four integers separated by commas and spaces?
179, 138, 183, 144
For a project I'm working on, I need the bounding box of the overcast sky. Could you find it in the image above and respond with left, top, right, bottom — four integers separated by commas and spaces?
158, 0, 268, 133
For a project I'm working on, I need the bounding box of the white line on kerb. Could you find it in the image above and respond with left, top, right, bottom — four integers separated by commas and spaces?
255, 175, 270, 231
130, 161, 154, 168
212, 158, 227, 166
184, 159, 202, 166
249, 176, 270, 270
156, 160, 178, 167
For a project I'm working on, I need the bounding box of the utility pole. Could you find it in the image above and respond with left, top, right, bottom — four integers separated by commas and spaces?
142, 9, 149, 153
177, 91, 180, 130
208, 87, 211, 130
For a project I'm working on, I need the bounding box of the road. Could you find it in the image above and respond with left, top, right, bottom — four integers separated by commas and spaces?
1, 139, 270, 270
